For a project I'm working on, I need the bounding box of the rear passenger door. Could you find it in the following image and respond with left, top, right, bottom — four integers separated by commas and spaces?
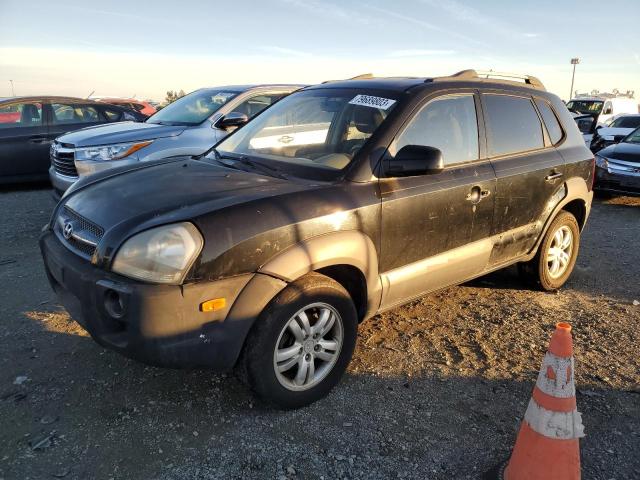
481, 92, 566, 265
379, 92, 496, 307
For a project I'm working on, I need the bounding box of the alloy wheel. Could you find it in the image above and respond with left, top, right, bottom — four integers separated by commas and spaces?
546, 225, 573, 279
273, 302, 344, 391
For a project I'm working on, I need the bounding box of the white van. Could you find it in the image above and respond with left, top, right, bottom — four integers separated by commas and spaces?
567, 95, 637, 125
567, 94, 638, 145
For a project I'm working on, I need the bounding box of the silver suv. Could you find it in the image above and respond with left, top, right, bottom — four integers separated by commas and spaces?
49, 84, 302, 195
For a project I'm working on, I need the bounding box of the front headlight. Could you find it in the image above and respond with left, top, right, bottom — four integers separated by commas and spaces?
111, 223, 204, 284
594, 155, 608, 168
75, 140, 153, 161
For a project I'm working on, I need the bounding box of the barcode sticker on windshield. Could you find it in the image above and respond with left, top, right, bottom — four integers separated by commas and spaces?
349, 95, 396, 110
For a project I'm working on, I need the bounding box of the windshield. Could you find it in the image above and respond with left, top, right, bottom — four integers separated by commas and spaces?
624, 127, 640, 144
566, 100, 603, 115
147, 89, 239, 126
609, 116, 640, 129
214, 89, 397, 174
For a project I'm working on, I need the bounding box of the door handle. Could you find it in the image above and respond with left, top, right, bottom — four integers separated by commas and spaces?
465, 186, 491, 203
28, 135, 46, 144
545, 171, 563, 182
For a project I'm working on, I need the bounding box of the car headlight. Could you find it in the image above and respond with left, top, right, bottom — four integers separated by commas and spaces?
595, 155, 608, 168
75, 140, 153, 161
111, 223, 204, 284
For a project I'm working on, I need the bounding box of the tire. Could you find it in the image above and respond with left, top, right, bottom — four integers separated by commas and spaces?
518, 211, 580, 291
240, 272, 358, 409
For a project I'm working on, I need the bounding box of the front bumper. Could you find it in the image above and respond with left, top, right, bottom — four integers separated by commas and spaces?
49, 166, 77, 197
595, 165, 640, 197
40, 229, 285, 370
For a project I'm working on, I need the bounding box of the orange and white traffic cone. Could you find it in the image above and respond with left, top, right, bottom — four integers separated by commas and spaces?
491, 322, 585, 480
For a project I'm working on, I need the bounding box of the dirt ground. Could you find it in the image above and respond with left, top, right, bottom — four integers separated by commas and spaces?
0, 185, 638, 480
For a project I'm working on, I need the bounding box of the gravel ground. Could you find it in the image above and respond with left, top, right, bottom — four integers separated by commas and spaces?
0, 185, 638, 480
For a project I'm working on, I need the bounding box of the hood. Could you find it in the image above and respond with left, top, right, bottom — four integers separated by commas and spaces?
62, 159, 311, 234
57, 121, 186, 147
600, 141, 640, 164
596, 127, 635, 140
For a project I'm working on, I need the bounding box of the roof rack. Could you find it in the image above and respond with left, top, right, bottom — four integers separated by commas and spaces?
430, 69, 546, 91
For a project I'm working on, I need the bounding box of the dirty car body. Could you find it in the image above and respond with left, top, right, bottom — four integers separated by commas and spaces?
41, 71, 594, 408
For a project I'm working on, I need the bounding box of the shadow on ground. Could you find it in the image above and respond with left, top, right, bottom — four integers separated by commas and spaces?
1, 308, 638, 480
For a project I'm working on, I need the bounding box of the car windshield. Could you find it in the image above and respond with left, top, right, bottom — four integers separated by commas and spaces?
624, 127, 640, 144
147, 89, 240, 126
609, 116, 640, 129
566, 100, 603, 114
213, 88, 398, 176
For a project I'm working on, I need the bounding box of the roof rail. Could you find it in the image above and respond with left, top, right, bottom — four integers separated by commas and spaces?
350, 73, 374, 80
322, 73, 374, 84
431, 69, 546, 91
475, 70, 545, 90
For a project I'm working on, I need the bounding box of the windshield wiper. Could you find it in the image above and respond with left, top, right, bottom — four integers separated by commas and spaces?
212, 150, 288, 180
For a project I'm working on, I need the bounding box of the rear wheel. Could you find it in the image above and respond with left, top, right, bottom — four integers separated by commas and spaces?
518, 211, 580, 291
240, 272, 357, 409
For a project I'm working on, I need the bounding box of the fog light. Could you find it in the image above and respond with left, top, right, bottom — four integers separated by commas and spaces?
104, 289, 125, 318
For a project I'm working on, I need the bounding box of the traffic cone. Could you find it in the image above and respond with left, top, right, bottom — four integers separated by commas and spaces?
490, 322, 585, 480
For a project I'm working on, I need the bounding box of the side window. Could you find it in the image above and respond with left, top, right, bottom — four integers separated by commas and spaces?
232, 94, 286, 119
51, 104, 100, 124
483, 94, 544, 157
102, 108, 123, 122
535, 99, 564, 144
0, 102, 43, 128
395, 94, 479, 165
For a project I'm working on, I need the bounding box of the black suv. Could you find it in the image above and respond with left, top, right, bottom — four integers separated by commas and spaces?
40, 70, 594, 408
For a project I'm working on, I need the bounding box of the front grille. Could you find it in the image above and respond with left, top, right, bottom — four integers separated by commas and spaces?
51, 142, 78, 177
55, 206, 104, 259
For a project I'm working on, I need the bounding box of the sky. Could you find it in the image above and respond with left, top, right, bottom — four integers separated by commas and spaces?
1, 0, 639, 102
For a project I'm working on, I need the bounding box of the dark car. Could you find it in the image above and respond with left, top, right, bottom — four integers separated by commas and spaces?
0, 96, 145, 184
40, 70, 594, 408
594, 126, 640, 197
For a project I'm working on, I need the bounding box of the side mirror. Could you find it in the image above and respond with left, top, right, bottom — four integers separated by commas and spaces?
217, 112, 249, 130
602, 107, 612, 115
387, 145, 444, 177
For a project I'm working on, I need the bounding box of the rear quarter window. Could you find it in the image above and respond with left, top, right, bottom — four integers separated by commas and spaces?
535, 99, 564, 145
483, 94, 544, 157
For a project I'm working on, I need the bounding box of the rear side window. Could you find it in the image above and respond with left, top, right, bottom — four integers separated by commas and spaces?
232, 94, 287, 119
51, 104, 100, 124
395, 94, 479, 165
535, 99, 564, 144
102, 109, 123, 121
483, 94, 543, 157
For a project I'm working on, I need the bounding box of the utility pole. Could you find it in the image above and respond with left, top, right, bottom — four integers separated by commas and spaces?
569, 58, 580, 100
9, 79, 15, 97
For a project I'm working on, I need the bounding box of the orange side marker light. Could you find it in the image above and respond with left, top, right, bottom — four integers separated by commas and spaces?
200, 298, 226, 312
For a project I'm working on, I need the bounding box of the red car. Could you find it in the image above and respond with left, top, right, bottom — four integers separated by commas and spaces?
97, 98, 157, 117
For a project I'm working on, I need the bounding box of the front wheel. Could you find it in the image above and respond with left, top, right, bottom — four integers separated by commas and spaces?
240, 272, 358, 409
518, 211, 580, 291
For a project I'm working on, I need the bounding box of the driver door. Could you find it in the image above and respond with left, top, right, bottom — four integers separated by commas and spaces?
379, 92, 496, 308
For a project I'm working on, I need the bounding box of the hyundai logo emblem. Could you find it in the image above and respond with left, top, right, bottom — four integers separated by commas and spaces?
63, 221, 74, 240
